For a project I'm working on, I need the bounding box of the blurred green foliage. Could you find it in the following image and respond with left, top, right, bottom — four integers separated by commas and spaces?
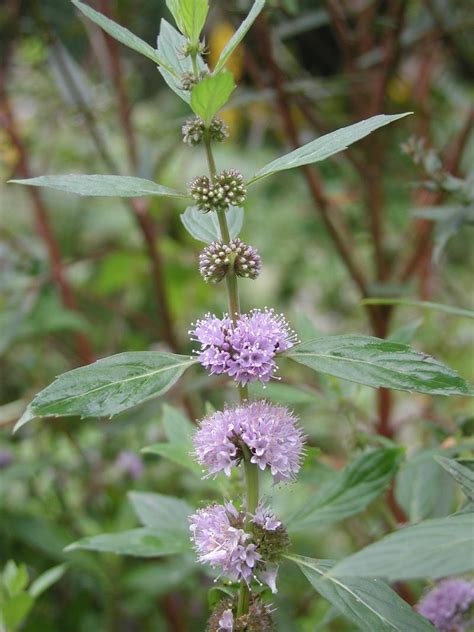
0, 0, 473, 630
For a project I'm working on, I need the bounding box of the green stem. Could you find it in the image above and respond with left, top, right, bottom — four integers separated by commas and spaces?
237, 445, 259, 617
204, 130, 258, 619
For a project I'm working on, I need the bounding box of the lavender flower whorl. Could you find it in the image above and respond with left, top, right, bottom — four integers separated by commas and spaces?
199, 239, 261, 284
189, 502, 287, 592
193, 401, 305, 482
189, 309, 297, 385
417, 578, 474, 631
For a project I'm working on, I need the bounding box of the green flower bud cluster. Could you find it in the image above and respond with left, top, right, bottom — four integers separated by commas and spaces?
199, 238, 261, 283
180, 69, 208, 91
189, 169, 247, 213
182, 116, 228, 146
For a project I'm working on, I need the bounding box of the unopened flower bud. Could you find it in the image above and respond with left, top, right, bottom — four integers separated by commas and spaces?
213, 169, 246, 207
199, 238, 261, 283
180, 70, 208, 91
182, 117, 229, 147
207, 596, 275, 632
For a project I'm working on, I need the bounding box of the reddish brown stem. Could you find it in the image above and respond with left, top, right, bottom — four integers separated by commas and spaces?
0, 69, 94, 365
98, 0, 138, 170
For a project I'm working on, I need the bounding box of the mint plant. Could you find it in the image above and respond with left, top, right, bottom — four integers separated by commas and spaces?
11, 1, 474, 630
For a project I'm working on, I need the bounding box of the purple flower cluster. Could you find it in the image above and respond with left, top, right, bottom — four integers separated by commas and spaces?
417, 578, 474, 631
189, 502, 283, 591
189, 309, 297, 385
193, 401, 304, 482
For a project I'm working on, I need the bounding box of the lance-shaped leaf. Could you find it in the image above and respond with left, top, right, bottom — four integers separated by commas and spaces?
65, 528, 189, 557
435, 456, 474, 501
167, 0, 208, 44
330, 513, 474, 580
128, 492, 192, 532
214, 0, 265, 73
157, 19, 208, 104
141, 405, 201, 474
362, 298, 474, 320
191, 71, 236, 126
285, 448, 402, 531
248, 113, 412, 184
9, 175, 187, 198
66, 492, 193, 557
180, 205, 244, 243
287, 335, 472, 396
287, 556, 436, 632
15, 352, 197, 431
71, 0, 175, 74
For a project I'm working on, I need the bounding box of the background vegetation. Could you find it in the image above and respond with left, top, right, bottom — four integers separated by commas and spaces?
1, 0, 473, 630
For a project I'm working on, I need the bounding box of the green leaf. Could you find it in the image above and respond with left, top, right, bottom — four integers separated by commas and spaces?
141, 405, 201, 473
71, 0, 174, 74
190, 71, 236, 126
285, 448, 402, 531
10, 175, 187, 198
29, 565, 66, 599
180, 205, 243, 242
435, 456, 474, 501
388, 319, 423, 344
362, 298, 474, 320
65, 528, 188, 557
15, 352, 197, 431
330, 513, 474, 580
141, 442, 201, 473
248, 113, 412, 184
214, 0, 265, 73
156, 19, 208, 104
287, 556, 435, 632
395, 449, 455, 521
287, 335, 472, 396
168, 0, 208, 43
1, 593, 34, 630
3, 561, 29, 597
128, 492, 192, 534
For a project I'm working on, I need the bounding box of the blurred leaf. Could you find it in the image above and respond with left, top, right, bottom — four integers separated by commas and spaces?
141, 404, 201, 473
396, 449, 455, 521
435, 456, 474, 501
141, 442, 201, 473
287, 335, 472, 395
250, 381, 317, 404
362, 298, 474, 319
128, 492, 192, 533
15, 353, 197, 431
330, 513, 474, 580
48, 41, 94, 106
3, 561, 28, 597
29, 565, 66, 599
157, 19, 207, 103
65, 528, 188, 557
190, 70, 236, 126
286, 448, 402, 531
287, 556, 435, 631
388, 319, 423, 344
1, 593, 34, 630
71, 0, 174, 73
123, 555, 196, 597
180, 205, 243, 242
214, 0, 265, 73
10, 175, 187, 198
248, 113, 412, 184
